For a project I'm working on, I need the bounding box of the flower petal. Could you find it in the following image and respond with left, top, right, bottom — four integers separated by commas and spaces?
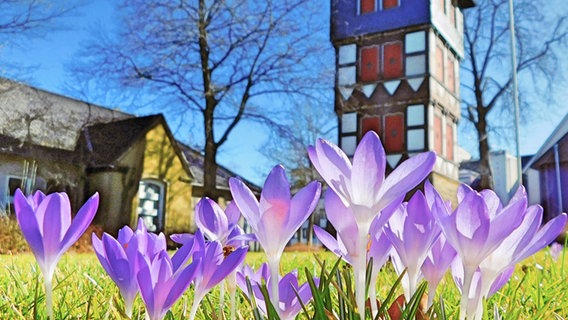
14, 190, 44, 262
229, 177, 260, 228
376, 151, 435, 212
41, 193, 70, 262
287, 180, 321, 233
350, 131, 386, 207
195, 197, 228, 241
207, 246, 248, 289
163, 257, 200, 311
308, 139, 353, 203
60, 193, 99, 253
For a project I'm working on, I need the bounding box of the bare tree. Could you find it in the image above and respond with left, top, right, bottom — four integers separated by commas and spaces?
461, 0, 568, 190
261, 102, 336, 245
0, 0, 82, 76
67, 0, 331, 199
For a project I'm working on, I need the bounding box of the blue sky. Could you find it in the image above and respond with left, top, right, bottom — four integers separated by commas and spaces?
1, 1, 567, 185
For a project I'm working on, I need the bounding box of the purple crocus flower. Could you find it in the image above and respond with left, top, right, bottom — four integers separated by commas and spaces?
421, 234, 456, 309
236, 263, 270, 294
550, 242, 563, 262
469, 203, 567, 319
188, 231, 248, 320
238, 264, 316, 320
314, 189, 360, 265
136, 248, 201, 320
436, 185, 527, 320
195, 198, 253, 246
385, 185, 442, 301
92, 218, 164, 317
229, 165, 321, 308
193, 198, 253, 320
308, 131, 435, 319
14, 189, 99, 319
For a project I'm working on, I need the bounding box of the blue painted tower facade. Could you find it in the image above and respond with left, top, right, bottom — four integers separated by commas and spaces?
332, 0, 474, 199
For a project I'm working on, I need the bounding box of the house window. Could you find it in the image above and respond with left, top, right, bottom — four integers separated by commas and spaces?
434, 114, 443, 156
383, 42, 403, 79
340, 112, 358, 156
3, 177, 23, 214
446, 55, 456, 93
360, 0, 375, 14
382, 0, 399, 10
360, 46, 379, 82
137, 179, 166, 232
435, 45, 444, 81
384, 114, 404, 152
407, 105, 426, 151
341, 136, 357, 156
446, 122, 454, 160
404, 31, 426, 77
361, 116, 381, 138
338, 44, 357, 87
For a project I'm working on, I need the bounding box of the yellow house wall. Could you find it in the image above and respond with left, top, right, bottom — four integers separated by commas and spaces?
431, 172, 460, 209
89, 139, 145, 233
135, 124, 193, 235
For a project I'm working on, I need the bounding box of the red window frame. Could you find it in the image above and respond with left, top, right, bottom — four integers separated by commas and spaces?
383, 42, 403, 79
384, 114, 404, 153
434, 114, 443, 156
447, 56, 455, 93
361, 0, 375, 14
360, 46, 379, 82
435, 46, 444, 82
446, 123, 454, 160
383, 0, 398, 10
361, 116, 381, 138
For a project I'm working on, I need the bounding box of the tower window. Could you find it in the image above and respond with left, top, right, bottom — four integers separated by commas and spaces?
446, 122, 454, 160
446, 55, 456, 93
382, 0, 399, 10
384, 114, 404, 152
361, 116, 381, 138
360, 46, 379, 82
383, 42, 403, 79
433, 114, 443, 156
360, 0, 376, 14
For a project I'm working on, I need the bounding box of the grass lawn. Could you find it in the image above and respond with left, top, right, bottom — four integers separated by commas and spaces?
0, 248, 566, 319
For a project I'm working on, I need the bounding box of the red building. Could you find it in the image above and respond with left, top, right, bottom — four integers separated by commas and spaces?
331, 0, 474, 202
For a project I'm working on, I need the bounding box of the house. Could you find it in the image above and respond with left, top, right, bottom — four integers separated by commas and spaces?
523, 113, 568, 222
459, 150, 520, 204
0, 78, 257, 236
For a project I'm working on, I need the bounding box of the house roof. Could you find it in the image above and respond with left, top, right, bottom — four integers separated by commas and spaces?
0, 134, 79, 164
177, 142, 261, 195
77, 114, 193, 178
523, 113, 568, 172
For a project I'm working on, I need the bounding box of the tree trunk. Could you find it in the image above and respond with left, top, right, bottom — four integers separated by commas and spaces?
476, 114, 494, 190
203, 106, 219, 201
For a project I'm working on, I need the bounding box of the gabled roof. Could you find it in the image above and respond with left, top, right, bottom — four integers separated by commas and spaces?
0, 134, 78, 164
77, 114, 192, 178
523, 113, 568, 172
177, 142, 261, 195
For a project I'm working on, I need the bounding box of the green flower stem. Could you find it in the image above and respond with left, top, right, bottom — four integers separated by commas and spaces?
459, 266, 475, 320
45, 276, 53, 320
268, 254, 282, 314
354, 221, 371, 320
219, 281, 226, 319
189, 292, 205, 320
226, 270, 238, 320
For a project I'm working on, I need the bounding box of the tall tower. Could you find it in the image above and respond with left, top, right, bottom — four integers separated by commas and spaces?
331, 0, 474, 201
